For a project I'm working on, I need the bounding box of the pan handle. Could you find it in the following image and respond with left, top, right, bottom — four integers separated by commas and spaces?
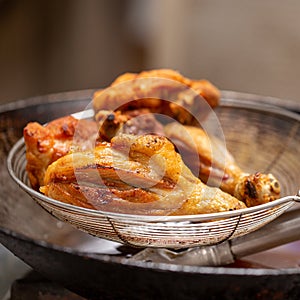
231, 205, 300, 259
129, 203, 300, 266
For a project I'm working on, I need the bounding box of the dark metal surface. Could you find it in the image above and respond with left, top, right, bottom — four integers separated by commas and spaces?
1, 90, 300, 299
2, 229, 300, 300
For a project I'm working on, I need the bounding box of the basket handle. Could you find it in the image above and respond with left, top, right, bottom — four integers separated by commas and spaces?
129, 205, 300, 266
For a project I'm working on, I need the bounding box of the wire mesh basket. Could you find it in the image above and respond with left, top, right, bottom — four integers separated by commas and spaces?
7, 98, 300, 249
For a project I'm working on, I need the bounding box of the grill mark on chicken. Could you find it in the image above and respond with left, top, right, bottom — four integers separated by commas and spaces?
50, 160, 177, 192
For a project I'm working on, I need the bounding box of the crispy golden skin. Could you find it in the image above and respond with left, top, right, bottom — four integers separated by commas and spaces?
95, 109, 165, 141
24, 116, 99, 190
24, 69, 276, 215
41, 134, 246, 215
164, 123, 281, 207
93, 69, 220, 125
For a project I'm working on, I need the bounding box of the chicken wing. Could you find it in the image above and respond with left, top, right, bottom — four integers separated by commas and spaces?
24, 115, 99, 190
164, 123, 281, 207
93, 69, 220, 125
40, 134, 246, 215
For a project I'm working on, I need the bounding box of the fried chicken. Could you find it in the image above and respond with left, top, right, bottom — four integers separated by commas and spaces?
164, 122, 281, 207
24, 115, 99, 190
95, 109, 165, 141
40, 134, 246, 215
93, 69, 220, 125
23, 68, 280, 215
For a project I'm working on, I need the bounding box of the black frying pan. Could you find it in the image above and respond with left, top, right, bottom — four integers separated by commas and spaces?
1, 90, 300, 300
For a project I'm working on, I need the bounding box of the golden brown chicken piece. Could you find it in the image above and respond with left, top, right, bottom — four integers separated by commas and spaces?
40, 134, 246, 215
95, 109, 165, 141
24, 115, 99, 190
93, 69, 220, 125
164, 123, 281, 207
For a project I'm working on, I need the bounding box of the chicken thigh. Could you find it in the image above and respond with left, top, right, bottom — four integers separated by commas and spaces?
41, 134, 246, 215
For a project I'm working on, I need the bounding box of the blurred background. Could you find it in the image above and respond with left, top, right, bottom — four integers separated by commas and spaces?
1, 1, 300, 298
1, 0, 300, 104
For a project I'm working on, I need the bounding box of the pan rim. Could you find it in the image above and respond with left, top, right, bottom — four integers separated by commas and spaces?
1, 225, 300, 277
